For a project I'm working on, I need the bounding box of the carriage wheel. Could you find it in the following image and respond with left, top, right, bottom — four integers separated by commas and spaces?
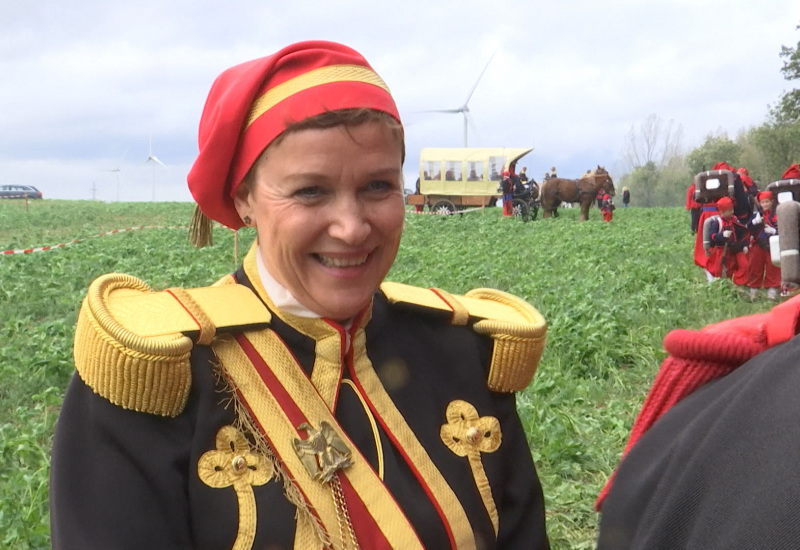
431, 200, 456, 215
512, 198, 529, 222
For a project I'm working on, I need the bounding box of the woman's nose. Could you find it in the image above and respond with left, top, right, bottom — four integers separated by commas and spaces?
328, 201, 371, 244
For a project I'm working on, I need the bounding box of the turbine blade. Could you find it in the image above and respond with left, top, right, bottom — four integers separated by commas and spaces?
463, 51, 496, 106
419, 108, 464, 114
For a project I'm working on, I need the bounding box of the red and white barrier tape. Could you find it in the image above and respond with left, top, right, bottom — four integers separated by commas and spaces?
2, 225, 189, 255
406, 206, 487, 216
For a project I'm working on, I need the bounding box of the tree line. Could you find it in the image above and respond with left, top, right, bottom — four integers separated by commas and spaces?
621, 22, 800, 208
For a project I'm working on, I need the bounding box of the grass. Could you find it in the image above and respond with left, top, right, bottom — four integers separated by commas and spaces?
0, 199, 774, 548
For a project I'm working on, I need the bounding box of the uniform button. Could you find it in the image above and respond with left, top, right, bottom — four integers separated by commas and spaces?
232, 455, 248, 474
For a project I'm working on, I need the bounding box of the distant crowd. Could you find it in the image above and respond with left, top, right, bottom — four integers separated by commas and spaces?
688, 162, 800, 300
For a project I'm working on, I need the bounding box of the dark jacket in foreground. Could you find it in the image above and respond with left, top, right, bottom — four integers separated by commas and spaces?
50, 245, 550, 550
597, 295, 800, 549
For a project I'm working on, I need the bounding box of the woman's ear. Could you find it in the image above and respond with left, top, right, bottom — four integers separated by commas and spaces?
233, 186, 254, 226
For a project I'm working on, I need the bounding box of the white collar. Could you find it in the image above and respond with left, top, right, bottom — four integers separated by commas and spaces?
255, 247, 320, 318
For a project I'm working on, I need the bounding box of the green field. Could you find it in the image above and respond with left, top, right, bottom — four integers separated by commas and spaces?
0, 199, 775, 548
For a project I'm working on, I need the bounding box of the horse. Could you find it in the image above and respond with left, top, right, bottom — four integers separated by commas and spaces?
539, 166, 615, 221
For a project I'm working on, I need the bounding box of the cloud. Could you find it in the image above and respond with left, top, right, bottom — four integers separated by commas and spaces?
1, 0, 799, 199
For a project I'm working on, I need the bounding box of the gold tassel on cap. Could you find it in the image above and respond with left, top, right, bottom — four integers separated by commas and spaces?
189, 204, 214, 248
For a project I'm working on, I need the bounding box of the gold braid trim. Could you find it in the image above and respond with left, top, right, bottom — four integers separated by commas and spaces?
213, 335, 334, 550
440, 400, 501, 536
74, 274, 193, 417
73, 273, 270, 417
463, 288, 546, 392
380, 282, 547, 392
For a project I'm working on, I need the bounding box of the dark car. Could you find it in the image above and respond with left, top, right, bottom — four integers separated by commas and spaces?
0, 185, 43, 199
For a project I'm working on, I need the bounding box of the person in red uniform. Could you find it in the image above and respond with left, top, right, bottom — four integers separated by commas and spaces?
783, 163, 800, 179
693, 162, 734, 270
746, 191, 780, 300
600, 192, 614, 222
736, 167, 759, 211
501, 170, 514, 217
686, 182, 702, 234
705, 196, 749, 285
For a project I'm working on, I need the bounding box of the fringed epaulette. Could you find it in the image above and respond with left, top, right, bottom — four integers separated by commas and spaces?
380, 282, 546, 392
73, 273, 271, 417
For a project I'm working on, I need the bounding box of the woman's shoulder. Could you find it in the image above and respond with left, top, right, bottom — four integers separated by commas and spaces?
72, 272, 270, 417
379, 281, 547, 392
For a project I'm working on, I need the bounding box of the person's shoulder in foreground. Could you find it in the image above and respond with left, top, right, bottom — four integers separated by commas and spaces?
50, 39, 551, 549
596, 293, 800, 550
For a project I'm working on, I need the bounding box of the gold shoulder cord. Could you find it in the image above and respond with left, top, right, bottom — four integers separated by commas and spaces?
380, 282, 547, 392
73, 272, 271, 416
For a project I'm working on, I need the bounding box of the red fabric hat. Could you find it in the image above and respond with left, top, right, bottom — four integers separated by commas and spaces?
187, 41, 401, 229
716, 196, 733, 211
736, 167, 749, 176
712, 162, 734, 172
758, 191, 774, 202
783, 163, 800, 180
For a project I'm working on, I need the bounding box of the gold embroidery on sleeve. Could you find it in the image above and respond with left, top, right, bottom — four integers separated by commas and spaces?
439, 400, 502, 536
198, 426, 274, 550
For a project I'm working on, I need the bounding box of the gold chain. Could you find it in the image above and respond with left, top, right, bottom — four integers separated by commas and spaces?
330, 474, 360, 550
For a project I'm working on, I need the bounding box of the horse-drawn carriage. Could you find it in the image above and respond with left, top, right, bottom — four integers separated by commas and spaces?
407, 147, 534, 214
509, 179, 540, 221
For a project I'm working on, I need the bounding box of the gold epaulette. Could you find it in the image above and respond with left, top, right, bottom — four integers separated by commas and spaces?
380, 282, 547, 392
73, 273, 271, 417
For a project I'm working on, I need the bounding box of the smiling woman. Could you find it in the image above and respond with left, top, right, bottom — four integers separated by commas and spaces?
49, 40, 551, 550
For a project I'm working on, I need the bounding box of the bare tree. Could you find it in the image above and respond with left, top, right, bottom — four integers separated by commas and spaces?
623, 114, 684, 170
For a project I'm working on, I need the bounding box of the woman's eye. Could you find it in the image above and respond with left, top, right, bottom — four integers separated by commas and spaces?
367, 180, 394, 192
293, 186, 324, 199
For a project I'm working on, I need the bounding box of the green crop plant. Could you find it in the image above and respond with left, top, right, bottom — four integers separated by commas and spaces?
0, 200, 774, 548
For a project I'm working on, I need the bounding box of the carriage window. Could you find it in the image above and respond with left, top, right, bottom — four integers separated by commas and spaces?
704, 177, 721, 191
467, 161, 483, 181
445, 161, 462, 181
488, 156, 505, 180
778, 191, 794, 204
424, 161, 441, 180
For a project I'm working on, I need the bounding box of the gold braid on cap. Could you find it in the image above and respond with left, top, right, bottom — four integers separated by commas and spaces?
245, 64, 391, 128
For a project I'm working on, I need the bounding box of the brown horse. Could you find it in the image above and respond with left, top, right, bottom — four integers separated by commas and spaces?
540, 166, 615, 221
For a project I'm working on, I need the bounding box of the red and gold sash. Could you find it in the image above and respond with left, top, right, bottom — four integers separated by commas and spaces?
209, 244, 479, 549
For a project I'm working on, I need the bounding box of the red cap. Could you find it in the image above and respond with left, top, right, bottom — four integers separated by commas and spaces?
757, 191, 774, 202
716, 197, 734, 211
502, 170, 510, 176
187, 41, 401, 229
736, 167, 749, 176
712, 162, 734, 172
783, 164, 800, 180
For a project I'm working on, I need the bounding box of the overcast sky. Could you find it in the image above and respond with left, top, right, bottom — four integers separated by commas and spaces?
2, 1, 799, 202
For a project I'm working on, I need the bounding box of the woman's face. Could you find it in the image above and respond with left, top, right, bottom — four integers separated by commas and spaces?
234, 121, 405, 321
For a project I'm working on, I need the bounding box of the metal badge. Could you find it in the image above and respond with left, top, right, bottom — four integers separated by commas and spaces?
293, 421, 353, 483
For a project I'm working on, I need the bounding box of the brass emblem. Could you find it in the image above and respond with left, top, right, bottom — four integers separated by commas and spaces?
198, 426, 273, 550
293, 421, 353, 483
440, 400, 502, 535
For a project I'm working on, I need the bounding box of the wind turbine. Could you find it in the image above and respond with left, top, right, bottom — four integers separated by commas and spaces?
423, 52, 496, 147
107, 167, 121, 202
145, 135, 166, 201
